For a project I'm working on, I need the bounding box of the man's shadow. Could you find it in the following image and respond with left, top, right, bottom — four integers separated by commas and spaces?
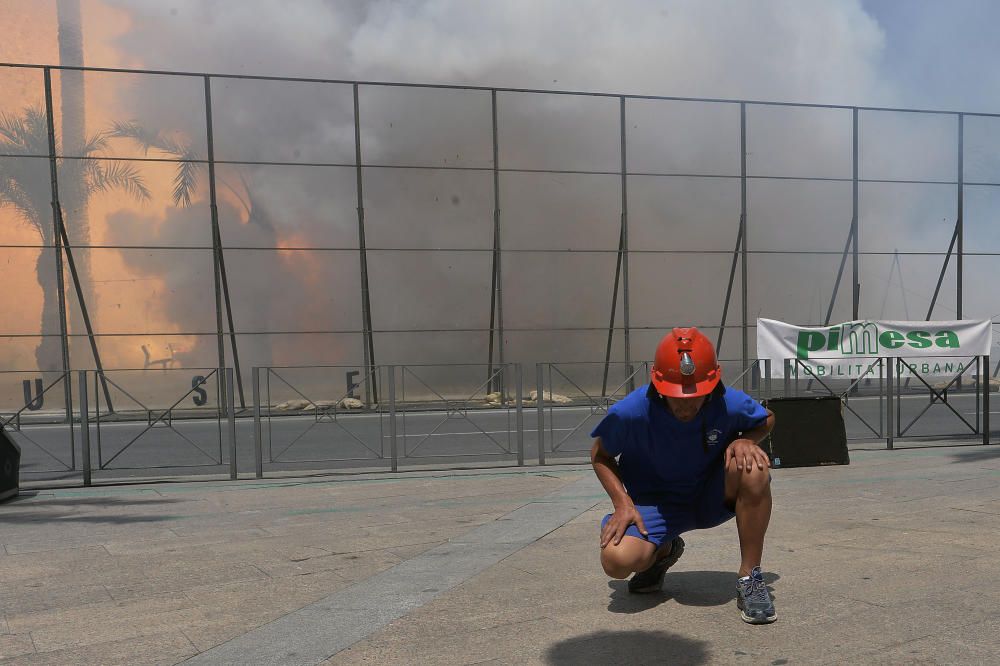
607, 570, 780, 613
545, 630, 709, 665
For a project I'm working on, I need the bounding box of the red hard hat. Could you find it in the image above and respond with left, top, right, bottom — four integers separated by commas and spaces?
651, 327, 721, 398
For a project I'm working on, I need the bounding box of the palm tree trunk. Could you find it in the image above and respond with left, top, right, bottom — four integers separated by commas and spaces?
35, 249, 64, 373
56, 0, 93, 340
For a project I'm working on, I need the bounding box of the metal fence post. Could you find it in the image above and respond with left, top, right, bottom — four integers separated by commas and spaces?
79, 370, 91, 486
983, 355, 990, 445
515, 364, 524, 466
740, 102, 749, 390
879, 358, 885, 437
203, 76, 228, 407
783, 359, 791, 397
764, 360, 772, 396
226, 367, 237, 479
536, 363, 546, 465
388, 366, 398, 472
886, 358, 894, 450
253, 367, 263, 478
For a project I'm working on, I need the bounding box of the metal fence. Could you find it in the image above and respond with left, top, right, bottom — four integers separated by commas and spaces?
2, 62, 1000, 488
5, 357, 990, 487
4, 62, 1000, 406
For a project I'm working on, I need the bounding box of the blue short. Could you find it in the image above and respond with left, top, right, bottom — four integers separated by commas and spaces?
600, 460, 735, 548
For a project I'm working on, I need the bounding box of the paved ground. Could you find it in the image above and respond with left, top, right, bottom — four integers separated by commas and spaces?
1, 444, 999, 665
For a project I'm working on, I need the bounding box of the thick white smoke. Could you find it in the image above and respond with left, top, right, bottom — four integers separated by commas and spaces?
7, 0, 995, 385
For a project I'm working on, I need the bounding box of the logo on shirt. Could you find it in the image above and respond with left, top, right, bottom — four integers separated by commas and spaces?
705, 429, 722, 446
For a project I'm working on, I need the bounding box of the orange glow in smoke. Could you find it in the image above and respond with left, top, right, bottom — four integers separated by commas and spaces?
0, 1, 198, 369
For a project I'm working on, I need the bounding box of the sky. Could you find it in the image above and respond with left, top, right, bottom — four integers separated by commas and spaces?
27, 0, 1000, 112
1, 0, 998, 380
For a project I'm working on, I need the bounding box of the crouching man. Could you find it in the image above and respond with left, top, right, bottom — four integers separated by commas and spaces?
591, 327, 777, 624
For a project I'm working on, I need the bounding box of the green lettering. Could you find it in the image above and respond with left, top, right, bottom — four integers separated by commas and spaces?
880, 331, 905, 350
935, 330, 960, 348
907, 330, 932, 349
828, 328, 840, 351
797, 331, 827, 359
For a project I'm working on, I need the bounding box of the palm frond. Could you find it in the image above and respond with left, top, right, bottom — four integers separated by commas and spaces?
0, 176, 46, 238
220, 174, 252, 217
86, 159, 152, 201
107, 120, 187, 158
77, 131, 110, 157
0, 106, 52, 156
172, 156, 199, 207
107, 119, 161, 156
107, 120, 202, 206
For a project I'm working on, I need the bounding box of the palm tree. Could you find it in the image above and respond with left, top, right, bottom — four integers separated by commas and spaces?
106, 120, 201, 208
0, 105, 152, 371
56, 0, 91, 329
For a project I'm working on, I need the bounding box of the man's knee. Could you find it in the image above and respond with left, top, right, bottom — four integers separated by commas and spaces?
740, 466, 770, 499
600, 543, 652, 578
601, 554, 631, 579
727, 460, 770, 500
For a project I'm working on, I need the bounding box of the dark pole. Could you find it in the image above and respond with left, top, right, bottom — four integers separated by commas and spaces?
957, 113, 964, 319
353, 83, 377, 404
824, 225, 855, 326
202, 80, 245, 409
488, 89, 505, 394
203, 76, 227, 413
620, 97, 633, 389
56, 222, 112, 410
926, 223, 959, 321
716, 218, 743, 355
602, 222, 625, 397
42, 68, 73, 423
216, 236, 245, 408
740, 103, 749, 388
852, 108, 860, 319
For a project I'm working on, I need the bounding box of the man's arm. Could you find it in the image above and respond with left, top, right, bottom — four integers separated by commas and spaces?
727, 408, 775, 472
591, 438, 647, 546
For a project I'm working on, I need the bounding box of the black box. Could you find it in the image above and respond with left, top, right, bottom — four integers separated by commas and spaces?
761, 396, 849, 468
0, 429, 21, 502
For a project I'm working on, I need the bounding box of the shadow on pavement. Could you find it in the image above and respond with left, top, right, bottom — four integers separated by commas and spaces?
0, 495, 186, 524
545, 629, 708, 665
607, 570, 780, 611
950, 447, 1000, 463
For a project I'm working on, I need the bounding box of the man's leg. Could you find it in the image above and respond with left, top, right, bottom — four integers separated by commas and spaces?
724, 457, 771, 577
600, 535, 658, 579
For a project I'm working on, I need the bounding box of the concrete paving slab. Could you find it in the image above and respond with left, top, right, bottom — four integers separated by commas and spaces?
1, 447, 998, 664
0, 631, 196, 666
0, 582, 114, 615
0, 633, 35, 660
180, 476, 599, 665
5, 592, 193, 634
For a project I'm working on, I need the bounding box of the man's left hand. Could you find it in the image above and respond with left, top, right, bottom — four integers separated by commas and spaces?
727, 438, 770, 472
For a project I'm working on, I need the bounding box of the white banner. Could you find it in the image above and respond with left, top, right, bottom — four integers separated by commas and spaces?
756, 318, 993, 378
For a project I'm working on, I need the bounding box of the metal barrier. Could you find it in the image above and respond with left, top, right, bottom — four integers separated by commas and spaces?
768, 356, 990, 449
890, 356, 988, 446
0, 371, 78, 481
535, 362, 649, 464
81, 367, 232, 482
252, 363, 523, 476
253, 365, 390, 475
8, 356, 993, 487
782, 357, 886, 440
394, 364, 523, 468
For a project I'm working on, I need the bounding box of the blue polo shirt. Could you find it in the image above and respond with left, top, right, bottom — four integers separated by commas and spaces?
591, 383, 768, 502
